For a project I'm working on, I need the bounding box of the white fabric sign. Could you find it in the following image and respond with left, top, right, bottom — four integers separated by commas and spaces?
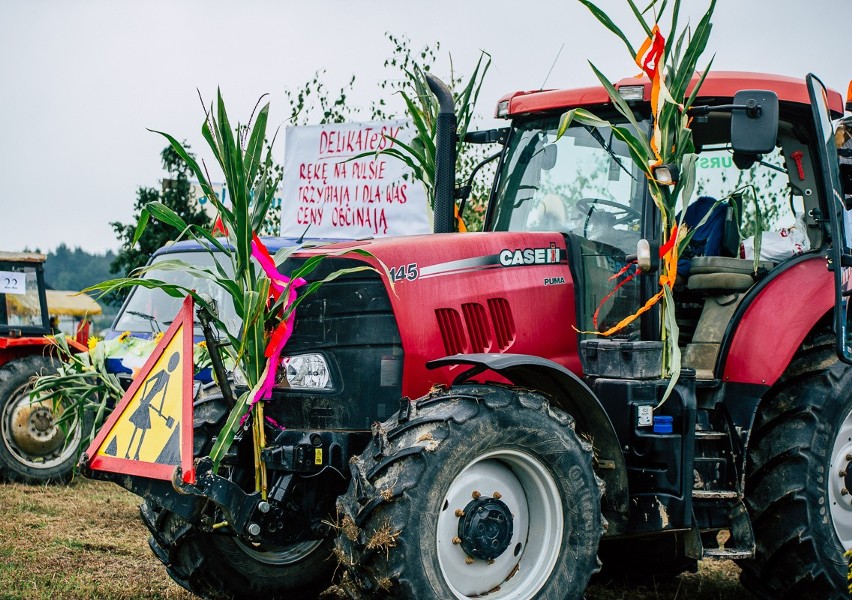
0, 271, 26, 295
281, 120, 431, 239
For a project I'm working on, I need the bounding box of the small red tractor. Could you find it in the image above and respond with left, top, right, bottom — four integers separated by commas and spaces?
86, 71, 852, 599
0, 251, 88, 483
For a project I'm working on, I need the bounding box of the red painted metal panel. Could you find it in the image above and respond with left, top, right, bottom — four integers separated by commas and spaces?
300, 232, 581, 400
722, 256, 833, 385
499, 71, 844, 118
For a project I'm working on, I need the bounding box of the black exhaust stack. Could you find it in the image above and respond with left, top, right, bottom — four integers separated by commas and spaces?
425, 73, 456, 234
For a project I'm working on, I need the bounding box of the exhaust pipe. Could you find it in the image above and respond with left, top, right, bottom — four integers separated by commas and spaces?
425, 73, 456, 234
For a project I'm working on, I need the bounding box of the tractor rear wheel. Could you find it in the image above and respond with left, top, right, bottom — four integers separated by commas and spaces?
335, 385, 604, 599
740, 331, 850, 599
141, 387, 335, 599
0, 355, 81, 483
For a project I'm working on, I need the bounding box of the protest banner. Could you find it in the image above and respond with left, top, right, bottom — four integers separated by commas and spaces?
280, 120, 431, 239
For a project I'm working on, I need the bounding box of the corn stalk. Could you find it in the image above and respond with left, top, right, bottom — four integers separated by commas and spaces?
86, 91, 378, 483
567, 0, 717, 403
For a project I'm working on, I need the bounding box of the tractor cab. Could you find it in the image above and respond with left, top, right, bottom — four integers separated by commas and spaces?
479, 72, 848, 371
0, 252, 50, 341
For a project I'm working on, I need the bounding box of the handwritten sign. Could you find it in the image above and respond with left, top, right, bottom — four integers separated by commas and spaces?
281, 120, 431, 239
0, 271, 26, 295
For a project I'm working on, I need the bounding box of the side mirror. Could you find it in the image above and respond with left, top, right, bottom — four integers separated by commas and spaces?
731, 90, 779, 154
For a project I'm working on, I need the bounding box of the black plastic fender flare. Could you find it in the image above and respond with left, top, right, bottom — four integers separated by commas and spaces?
427, 353, 629, 534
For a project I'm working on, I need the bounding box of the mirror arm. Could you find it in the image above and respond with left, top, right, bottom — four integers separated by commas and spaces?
689, 102, 764, 118
455, 150, 502, 220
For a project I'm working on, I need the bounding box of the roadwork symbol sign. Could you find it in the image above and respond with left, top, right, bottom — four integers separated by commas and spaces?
86, 295, 195, 483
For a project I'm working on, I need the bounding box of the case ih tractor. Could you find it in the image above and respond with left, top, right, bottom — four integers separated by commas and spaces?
85, 71, 852, 599
0, 252, 88, 483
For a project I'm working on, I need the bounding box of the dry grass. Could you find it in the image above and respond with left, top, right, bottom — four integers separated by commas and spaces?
0, 479, 756, 599
0, 478, 191, 599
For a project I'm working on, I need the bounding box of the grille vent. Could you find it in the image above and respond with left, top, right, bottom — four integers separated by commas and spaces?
487, 298, 516, 351
436, 299, 516, 356
462, 302, 492, 352
435, 308, 467, 355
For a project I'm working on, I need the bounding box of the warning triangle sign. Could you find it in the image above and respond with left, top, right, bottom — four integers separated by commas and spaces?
86, 295, 195, 484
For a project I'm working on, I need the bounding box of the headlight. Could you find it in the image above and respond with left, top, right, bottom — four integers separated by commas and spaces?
276, 353, 333, 390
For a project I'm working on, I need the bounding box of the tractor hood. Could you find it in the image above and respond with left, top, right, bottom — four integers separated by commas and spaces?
295, 231, 581, 398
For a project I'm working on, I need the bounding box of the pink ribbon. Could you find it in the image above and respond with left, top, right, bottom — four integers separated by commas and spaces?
248, 234, 306, 408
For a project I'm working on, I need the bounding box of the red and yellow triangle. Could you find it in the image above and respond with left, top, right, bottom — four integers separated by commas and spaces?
85, 295, 196, 484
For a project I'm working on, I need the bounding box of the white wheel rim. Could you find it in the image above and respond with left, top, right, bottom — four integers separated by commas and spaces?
436, 449, 563, 599
1, 384, 80, 470
829, 404, 852, 548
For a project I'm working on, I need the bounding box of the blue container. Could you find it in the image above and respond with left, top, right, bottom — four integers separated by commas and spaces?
653, 415, 674, 434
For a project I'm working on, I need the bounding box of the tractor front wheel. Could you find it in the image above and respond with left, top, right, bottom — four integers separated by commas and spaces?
335, 385, 604, 599
0, 355, 80, 483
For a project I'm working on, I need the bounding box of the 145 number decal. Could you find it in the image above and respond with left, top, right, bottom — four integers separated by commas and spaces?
389, 263, 419, 283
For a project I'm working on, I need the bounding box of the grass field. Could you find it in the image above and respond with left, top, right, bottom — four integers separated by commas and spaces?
0, 478, 757, 599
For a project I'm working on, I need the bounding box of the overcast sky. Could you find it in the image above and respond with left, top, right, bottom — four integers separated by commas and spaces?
1, 0, 849, 255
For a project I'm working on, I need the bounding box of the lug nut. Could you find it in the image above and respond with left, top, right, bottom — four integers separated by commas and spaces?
452, 537, 461, 545
486, 558, 495, 565
247, 522, 261, 536
493, 492, 502, 500
846, 454, 852, 461
465, 556, 474, 565
842, 488, 849, 496
841, 471, 847, 478
257, 501, 270, 513
455, 509, 465, 518
472, 490, 481, 499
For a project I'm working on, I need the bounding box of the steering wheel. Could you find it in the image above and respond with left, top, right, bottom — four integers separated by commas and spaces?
575, 197, 642, 237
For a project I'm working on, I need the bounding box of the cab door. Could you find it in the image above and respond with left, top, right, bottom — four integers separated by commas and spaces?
807, 73, 852, 363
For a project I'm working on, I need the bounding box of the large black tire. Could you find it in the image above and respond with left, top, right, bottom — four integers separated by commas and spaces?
335, 385, 604, 600
739, 330, 850, 599
0, 354, 81, 483
142, 386, 335, 600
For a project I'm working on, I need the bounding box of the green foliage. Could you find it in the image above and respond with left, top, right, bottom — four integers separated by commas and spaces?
29, 335, 124, 453
44, 244, 116, 292
110, 145, 212, 294
353, 37, 492, 230
87, 92, 379, 474
284, 70, 358, 127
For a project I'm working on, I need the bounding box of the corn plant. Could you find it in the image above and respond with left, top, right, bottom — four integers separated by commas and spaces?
562, 0, 716, 402
87, 91, 377, 489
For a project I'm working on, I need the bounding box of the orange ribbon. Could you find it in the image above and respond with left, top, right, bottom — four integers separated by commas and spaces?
580, 225, 679, 337
635, 25, 667, 165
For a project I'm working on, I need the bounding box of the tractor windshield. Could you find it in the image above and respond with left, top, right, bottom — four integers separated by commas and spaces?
489, 115, 649, 338
113, 251, 239, 338
489, 115, 648, 254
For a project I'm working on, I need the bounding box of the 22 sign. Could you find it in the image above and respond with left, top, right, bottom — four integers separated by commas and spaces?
0, 271, 26, 295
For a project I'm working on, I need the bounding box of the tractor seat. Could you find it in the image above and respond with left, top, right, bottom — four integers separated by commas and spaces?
686, 256, 775, 292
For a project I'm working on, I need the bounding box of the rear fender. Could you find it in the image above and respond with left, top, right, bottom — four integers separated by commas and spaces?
720, 254, 833, 385
427, 353, 629, 534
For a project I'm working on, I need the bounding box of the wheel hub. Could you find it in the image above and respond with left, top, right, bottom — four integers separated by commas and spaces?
10, 400, 64, 455
457, 496, 514, 561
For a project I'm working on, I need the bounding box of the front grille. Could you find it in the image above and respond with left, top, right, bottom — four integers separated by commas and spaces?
268, 258, 402, 430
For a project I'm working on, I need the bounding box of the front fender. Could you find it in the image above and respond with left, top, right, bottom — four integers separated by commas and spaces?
427, 352, 629, 535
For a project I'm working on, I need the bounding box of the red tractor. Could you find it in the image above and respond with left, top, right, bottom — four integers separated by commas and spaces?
87, 71, 852, 599
0, 252, 88, 483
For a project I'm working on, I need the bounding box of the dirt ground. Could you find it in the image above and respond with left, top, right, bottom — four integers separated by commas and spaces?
0, 478, 757, 599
